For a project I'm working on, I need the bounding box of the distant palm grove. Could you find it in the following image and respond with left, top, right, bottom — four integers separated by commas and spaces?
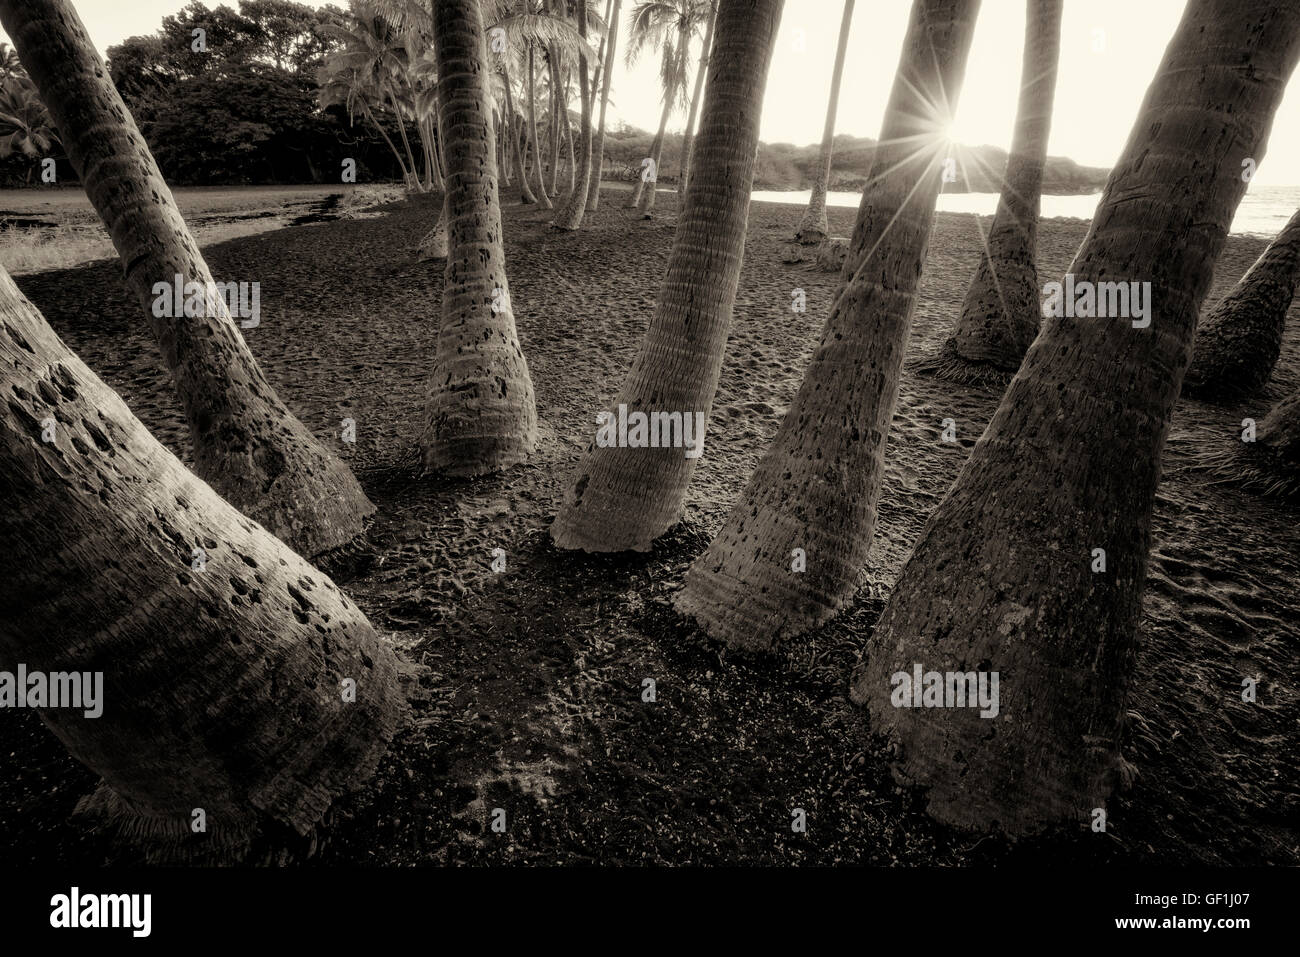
0, 0, 1298, 870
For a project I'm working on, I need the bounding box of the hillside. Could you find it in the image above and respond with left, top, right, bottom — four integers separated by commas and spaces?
598, 127, 1109, 194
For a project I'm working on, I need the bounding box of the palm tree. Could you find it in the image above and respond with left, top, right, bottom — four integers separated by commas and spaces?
851, 0, 1300, 837
550, 0, 785, 550
0, 72, 59, 177
1, 0, 376, 559
527, 40, 553, 206
0, 265, 404, 862
552, 0, 595, 230
420, 0, 539, 475
793, 0, 854, 245
323, 1, 426, 190
586, 0, 620, 211
1183, 207, 1300, 401
674, 0, 981, 649
318, 56, 413, 182
624, 0, 703, 210
675, 0, 717, 198
922, 0, 1063, 385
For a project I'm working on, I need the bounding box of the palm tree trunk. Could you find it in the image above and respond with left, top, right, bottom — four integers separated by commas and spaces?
548, 44, 563, 197
554, 0, 594, 231
678, 0, 719, 201
563, 67, 577, 193
528, 43, 553, 208
673, 0, 981, 649
385, 75, 421, 191
587, 0, 621, 211
503, 62, 537, 203
851, 0, 1300, 838
360, 97, 411, 183
1183, 206, 1300, 400
925, 0, 1063, 384
628, 95, 672, 208
794, 0, 854, 244
421, 0, 538, 475
0, 0, 375, 559
0, 265, 404, 862
550, 0, 785, 550
419, 86, 449, 261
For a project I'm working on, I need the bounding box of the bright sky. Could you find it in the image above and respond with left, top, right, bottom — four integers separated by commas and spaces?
7, 0, 1300, 184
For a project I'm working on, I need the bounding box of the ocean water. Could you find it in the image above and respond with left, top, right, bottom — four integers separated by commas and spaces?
751, 184, 1300, 239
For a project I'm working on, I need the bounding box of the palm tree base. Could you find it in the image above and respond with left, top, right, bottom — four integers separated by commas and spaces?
1183, 444, 1300, 502
914, 338, 1019, 389
74, 783, 260, 864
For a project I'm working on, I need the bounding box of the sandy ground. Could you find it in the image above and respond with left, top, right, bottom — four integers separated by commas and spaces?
2, 186, 1297, 866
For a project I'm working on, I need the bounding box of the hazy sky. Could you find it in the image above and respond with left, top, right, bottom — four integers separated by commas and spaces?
7, 0, 1300, 184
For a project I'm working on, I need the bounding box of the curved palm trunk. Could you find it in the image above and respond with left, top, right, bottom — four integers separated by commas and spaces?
418, 89, 450, 262
563, 68, 577, 193
794, 0, 854, 244
550, 0, 785, 550
420, 0, 538, 476
1, 0, 375, 558
359, 97, 411, 182
1183, 206, 1300, 401
850, 0, 1300, 837
675, 0, 981, 649
629, 95, 672, 207
385, 75, 422, 191
678, 0, 719, 201
926, 0, 1062, 384
528, 44, 553, 208
587, 0, 622, 211
503, 63, 537, 203
0, 266, 404, 862
554, 0, 594, 231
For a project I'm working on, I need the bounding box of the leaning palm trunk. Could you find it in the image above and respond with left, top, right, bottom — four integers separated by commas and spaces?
0, 266, 405, 862
1183, 206, 1300, 401
587, 0, 622, 211
0, 0, 375, 558
678, 1, 718, 200
385, 76, 422, 191
851, 0, 1300, 838
359, 97, 412, 183
628, 95, 672, 207
794, 0, 854, 244
548, 43, 563, 197
554, 0, 594, 231
418, 86, 450, 262
550, 0, 785, 551
923, 0, 1062, 385
420, 0, 538, 475
503, 64, 537, 203
528, 44, 553, 208
675, 0, 981, 649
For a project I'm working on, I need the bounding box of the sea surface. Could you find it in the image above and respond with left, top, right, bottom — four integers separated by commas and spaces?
751, 184, 1300, 239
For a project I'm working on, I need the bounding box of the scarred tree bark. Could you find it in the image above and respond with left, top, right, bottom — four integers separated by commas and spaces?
852, 0, 1300, 837
0, 0, 375, 558
675, 0, 981, 649
550, 0, 785, 550
420, 0, 538, 475
793, 0, 854, 245
923, 0, 1062, 385
0, 266, 405, 862
1183, 207, 1300, 401
554, 0, 594, 230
